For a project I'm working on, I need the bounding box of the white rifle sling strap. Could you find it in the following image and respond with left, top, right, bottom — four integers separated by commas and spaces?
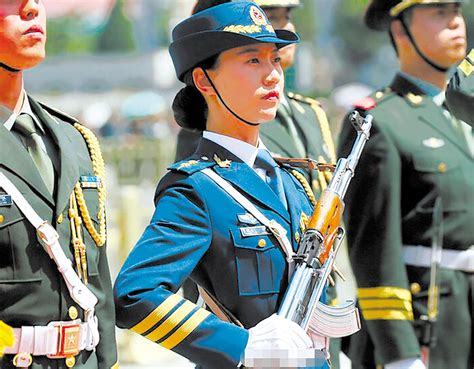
201, 168, 295, 266
0, 171, 100, 350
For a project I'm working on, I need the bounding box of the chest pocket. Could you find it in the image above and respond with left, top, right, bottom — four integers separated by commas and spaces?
412, 148, 468, 212
0, 202, 43, 283
230, 228, 286, 296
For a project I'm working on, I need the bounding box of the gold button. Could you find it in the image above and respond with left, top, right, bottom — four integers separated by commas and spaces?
438, 163, 447, 173
410, 282, 421, 295
257, 239, 266, 248
375, 91, 384, 99
0, 215, 4, 224
68, 306, 79, 320
65, 356, 76, 368
57, 213, 64, 224
295, 232, 300, 243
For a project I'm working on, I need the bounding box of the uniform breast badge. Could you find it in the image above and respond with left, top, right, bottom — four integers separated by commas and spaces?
0, 194, 12, 207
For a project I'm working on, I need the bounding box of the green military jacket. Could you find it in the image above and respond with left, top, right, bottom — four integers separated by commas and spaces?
338, 74, 474, 369
446, 49, 474, 127
0, 96, 118, 369
175, 91, 337, 196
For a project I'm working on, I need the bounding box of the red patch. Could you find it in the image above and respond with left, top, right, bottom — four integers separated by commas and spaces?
353, 97, 377, 110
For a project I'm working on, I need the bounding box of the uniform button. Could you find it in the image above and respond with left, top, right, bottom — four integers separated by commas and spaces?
201, 156, 209, 161
410, 283, 421, 295
0, 215, 4, 224
258, 239, 266, 248
438, 163, 447, 173
68, 306, 79, 320
295, 232, 300, 243
65, 356, 76, 368
375, 91, 384, 99
57, 213, 64, 224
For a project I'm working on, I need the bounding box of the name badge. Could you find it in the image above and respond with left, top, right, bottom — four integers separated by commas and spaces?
0, 194, 12, 207
240, 226, 270, 238
80, 175, 102, 189
237, 213, 259, 225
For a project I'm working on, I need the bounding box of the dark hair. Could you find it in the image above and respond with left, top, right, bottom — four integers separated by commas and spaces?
193, 0, 231, 14
172, 0, 233, 130
172, 55, 220, 130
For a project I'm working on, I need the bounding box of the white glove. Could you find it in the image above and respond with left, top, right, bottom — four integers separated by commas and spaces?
246, 314, 313, 350
385, 358, 426, 369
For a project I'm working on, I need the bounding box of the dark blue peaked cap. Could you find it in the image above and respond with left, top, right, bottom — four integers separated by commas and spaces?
169, 1, 299, 81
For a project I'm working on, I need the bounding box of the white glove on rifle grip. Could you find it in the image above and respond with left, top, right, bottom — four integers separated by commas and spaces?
246, 314, 313, 350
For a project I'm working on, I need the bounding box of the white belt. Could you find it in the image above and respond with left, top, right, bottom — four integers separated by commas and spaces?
4, 320, 95, 367
403, 245, 474, 272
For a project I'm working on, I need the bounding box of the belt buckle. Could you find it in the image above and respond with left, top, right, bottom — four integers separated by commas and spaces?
47, 320, 81, 359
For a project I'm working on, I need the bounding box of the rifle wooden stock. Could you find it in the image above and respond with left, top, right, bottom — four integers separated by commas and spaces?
308, 190, 344, 264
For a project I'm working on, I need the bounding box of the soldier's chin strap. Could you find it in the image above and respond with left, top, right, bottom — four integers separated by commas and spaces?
202, 69, 260, 127
0, 62, 21, 73
399, 17, 449, 73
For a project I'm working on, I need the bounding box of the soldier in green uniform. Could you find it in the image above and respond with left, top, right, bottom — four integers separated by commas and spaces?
175, 0, 337, 195
446, 48, 474, 126
338, 1, 473, 369
0, 1, 118, 368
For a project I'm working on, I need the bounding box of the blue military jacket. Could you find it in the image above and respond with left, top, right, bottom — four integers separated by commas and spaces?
114, 138, 318, 368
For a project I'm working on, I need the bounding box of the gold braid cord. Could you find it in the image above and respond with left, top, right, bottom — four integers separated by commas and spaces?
290, 170, 317, 207
308, 100, 337, 164
73, 123, 107, 247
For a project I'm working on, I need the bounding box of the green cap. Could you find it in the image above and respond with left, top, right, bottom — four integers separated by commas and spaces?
365, 0, 465, 31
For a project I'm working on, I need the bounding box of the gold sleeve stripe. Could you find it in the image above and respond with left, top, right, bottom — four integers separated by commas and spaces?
362, 309, 414, 321
359, 299, 413, 312
161, 309, 211, 350
146, 301, 196, 342
358, 287, 411, 302
131, 294, 183, 335
110, 362, 119, 369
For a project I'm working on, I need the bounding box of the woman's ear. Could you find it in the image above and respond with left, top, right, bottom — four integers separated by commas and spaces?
192, 68, 215, 97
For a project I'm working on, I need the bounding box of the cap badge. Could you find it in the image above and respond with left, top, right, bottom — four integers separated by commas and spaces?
250, 5, 268, 26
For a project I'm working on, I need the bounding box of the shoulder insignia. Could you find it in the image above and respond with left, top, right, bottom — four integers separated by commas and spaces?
405, 92, 424, 106
37, 101, 78, 124
353, 96, 377, 110
287, 91, 320, 106
213, 154, 232, 168
168, 158, 214, 174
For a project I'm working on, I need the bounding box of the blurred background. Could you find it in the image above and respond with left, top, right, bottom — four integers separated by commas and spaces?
26, 0, 473, 367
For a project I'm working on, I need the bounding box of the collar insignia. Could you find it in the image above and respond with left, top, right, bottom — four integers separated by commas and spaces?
214, 154, 232, 168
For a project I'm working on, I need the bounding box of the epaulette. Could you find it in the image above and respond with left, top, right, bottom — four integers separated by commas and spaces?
353, 87, 394, 110
37, 101, 78, 124
168, 158, 215, 175
287, 91, 321, 106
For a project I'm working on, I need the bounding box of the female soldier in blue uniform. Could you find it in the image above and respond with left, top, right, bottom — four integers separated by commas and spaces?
114, 2, 331, 368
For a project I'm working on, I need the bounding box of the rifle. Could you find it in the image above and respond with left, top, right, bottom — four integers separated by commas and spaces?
278, 111, 372, 340
420, 197, 443, 369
